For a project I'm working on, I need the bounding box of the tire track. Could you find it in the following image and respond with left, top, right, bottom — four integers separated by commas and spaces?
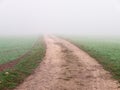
15, 35, 120, 90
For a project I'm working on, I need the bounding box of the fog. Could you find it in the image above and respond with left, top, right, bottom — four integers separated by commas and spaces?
0, 0, 120, 36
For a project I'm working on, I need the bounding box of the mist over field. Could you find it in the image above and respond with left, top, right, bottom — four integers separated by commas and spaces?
0, 0, 120, 36
1, 1, 120, 90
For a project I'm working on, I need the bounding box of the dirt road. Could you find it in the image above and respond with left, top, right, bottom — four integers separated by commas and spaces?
15, 36, 120, 90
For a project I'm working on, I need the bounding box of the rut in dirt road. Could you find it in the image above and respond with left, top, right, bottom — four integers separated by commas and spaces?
15, 36, 120, 90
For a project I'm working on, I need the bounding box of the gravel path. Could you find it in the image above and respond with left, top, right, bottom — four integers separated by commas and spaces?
15, 35, 120, 90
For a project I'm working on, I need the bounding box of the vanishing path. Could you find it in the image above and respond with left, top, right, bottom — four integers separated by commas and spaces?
15, 36, 120, 90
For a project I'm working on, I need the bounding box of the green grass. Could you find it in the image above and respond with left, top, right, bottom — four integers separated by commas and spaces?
65, 36, 120, 82
0, 37, 46, 90
0, 37, 37, 64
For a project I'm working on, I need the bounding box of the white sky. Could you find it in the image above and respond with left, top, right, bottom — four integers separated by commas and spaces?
0, 0, 120, 36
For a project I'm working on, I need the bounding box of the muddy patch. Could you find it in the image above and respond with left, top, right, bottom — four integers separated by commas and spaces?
55, 42, 84, 89
0, 51, 31, 72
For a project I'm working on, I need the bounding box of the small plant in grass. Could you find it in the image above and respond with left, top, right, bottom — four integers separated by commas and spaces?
0, 37, 46, 90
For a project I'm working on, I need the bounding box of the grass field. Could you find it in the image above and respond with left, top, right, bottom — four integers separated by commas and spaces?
0, 36, 46, 90
0, 37, 37, 64
66, 36, 120, 82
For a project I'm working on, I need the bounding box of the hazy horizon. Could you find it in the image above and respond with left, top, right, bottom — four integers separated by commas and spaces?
0, 0, 120, 36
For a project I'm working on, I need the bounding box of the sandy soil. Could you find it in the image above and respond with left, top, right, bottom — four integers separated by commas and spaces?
15, 35, 120, 90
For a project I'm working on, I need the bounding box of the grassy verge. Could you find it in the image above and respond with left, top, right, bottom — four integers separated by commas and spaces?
0, 37, 37, 64
0, 37, 46, 90
63, 36, 120, 82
